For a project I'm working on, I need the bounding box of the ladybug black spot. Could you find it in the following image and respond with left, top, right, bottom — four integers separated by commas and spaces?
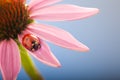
31, 40, 41, 52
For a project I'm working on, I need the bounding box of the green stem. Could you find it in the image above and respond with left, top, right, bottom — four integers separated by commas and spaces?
17, 41, 44, 80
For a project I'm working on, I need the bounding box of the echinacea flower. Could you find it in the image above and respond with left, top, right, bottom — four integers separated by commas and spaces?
0, 0, 99, 80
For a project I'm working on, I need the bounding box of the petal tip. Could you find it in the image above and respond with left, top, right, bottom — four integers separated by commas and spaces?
94, 8, 100, 14
77, 45, 90, 52
56, 63, 61, 68
83, 47, 90, 52
85, 7, 100, 17
53, 65, 61, 68
52, 61, 61, 68
90, 8, 100, 15
47, 62, 61, 68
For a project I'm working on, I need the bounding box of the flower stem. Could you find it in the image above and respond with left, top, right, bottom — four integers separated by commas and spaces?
17, 40, 44, 80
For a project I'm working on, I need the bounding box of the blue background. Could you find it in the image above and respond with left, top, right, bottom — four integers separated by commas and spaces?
1, 0, 120, 80
18, 0, 120, 80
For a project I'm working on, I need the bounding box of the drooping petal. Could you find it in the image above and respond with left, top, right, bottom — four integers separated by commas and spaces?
30, 4, 99, 21
18, 32, 61, 67
0, 39, 21, 80
27, 23, 89, 52
28, 0, 62, 12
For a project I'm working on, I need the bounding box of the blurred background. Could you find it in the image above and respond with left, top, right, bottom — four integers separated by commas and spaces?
1, 0, 120, 80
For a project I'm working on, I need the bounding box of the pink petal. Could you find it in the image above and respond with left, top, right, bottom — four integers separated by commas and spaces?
0, 39, 21, 80
30, 4, 99, 21
28, 0, 61, 12
18, 32, 61, 67
27, 23, 89, 52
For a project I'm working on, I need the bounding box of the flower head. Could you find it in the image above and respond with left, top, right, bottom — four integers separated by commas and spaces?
0, 0, 99, 79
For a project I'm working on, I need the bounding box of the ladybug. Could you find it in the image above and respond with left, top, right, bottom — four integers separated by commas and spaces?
22, 34, 41, 52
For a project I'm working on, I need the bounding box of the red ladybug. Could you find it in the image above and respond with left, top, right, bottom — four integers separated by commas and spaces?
22, 34, 41, 52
